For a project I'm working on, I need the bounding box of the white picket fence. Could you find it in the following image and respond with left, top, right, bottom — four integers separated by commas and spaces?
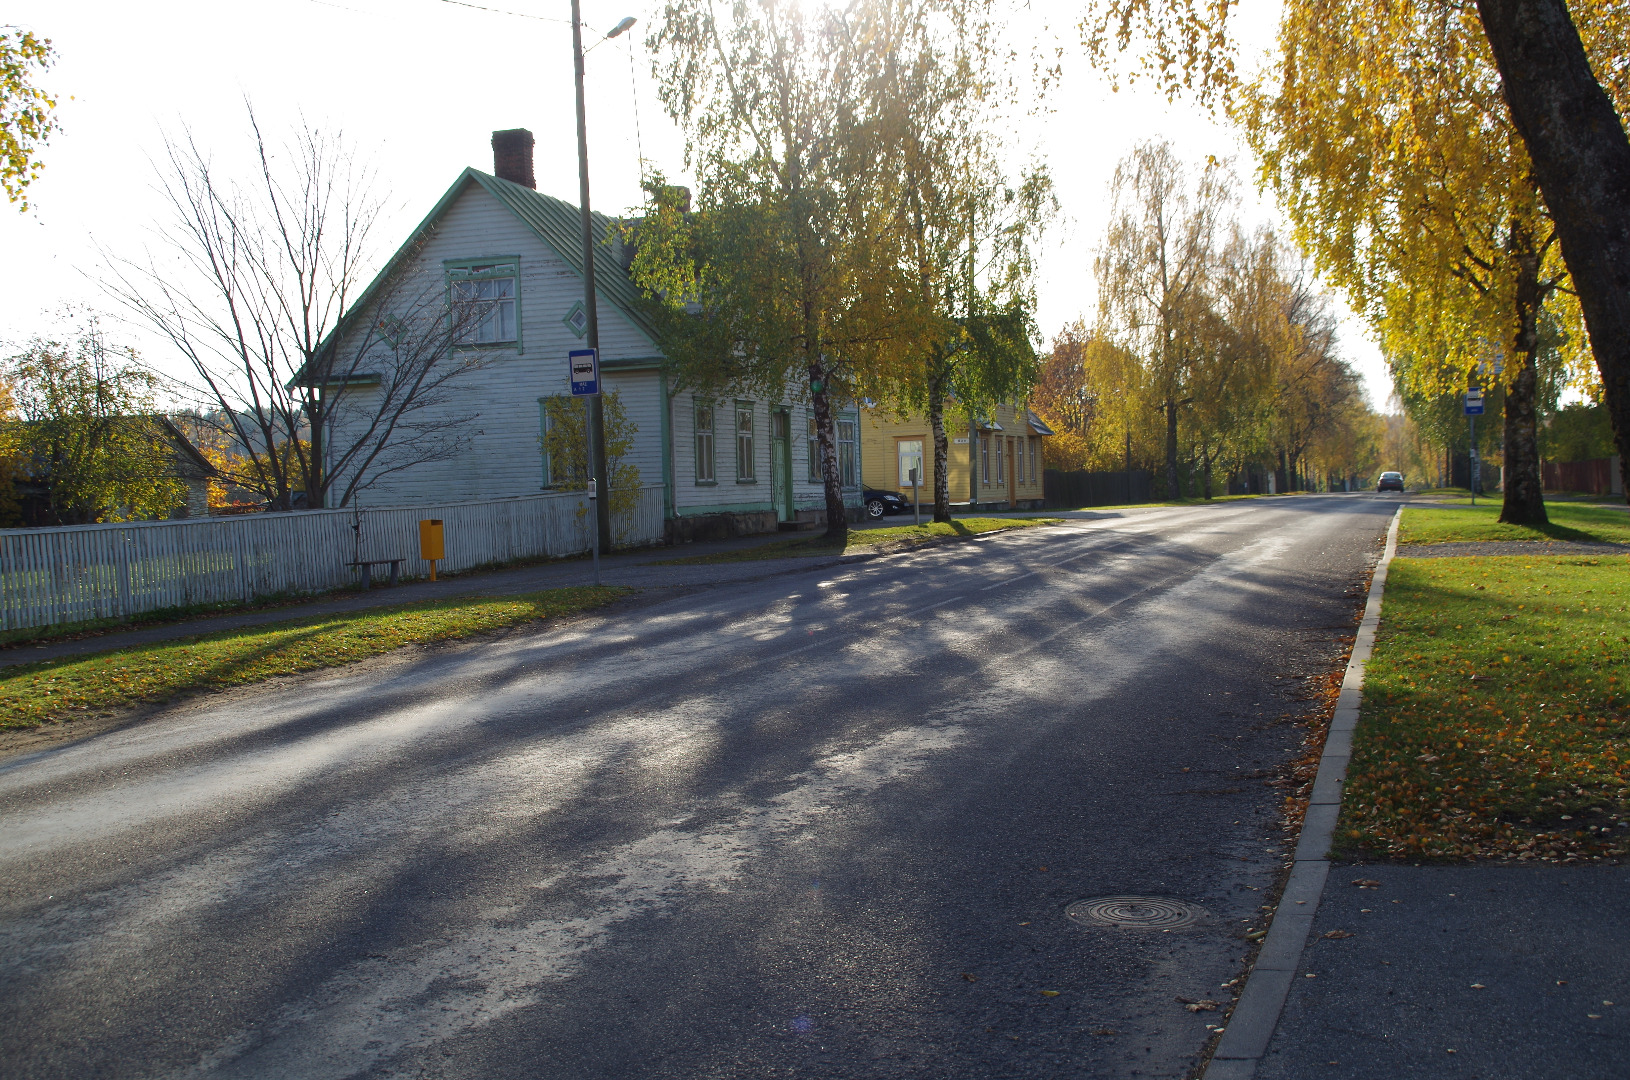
0, 486, 666, 632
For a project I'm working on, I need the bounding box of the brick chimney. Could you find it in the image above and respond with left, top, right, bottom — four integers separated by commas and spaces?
491, 129, 536, 189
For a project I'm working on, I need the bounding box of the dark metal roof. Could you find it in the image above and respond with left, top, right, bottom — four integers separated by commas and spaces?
1025, 409, 1056, 436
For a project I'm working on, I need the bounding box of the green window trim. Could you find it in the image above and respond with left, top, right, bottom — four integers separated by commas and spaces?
563, 300, 589, 340
445, 257, 523, 354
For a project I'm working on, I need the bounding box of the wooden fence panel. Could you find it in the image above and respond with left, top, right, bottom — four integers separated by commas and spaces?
1542, 457, 1618, 495
1043, 469, 1153, 508
0, 486, 664, 632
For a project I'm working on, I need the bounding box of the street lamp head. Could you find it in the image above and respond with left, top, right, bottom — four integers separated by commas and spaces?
606, 16, 636, 38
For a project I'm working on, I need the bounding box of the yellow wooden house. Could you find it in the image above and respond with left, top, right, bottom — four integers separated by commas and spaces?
860, 403, 1053, 511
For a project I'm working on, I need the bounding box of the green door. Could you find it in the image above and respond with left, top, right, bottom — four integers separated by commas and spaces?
770, 409, 793, 522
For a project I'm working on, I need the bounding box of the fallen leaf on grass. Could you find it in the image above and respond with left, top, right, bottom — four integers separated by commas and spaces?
1322, 930, 1354, 939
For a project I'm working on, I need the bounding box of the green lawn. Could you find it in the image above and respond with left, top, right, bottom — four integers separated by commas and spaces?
1399, 500, 1630, 545
2, 586, 631, 731
1338, 555, 1630, 861
654, 517, 1060, 565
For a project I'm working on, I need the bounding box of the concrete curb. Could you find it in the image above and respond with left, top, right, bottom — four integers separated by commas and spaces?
1204, 505, 1402, 1078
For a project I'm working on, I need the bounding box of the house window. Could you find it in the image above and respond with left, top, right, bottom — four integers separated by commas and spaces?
448, 262, 519, 345
980, 435, 990, 484
538, 398, 555, 487
735, 402, 755, 481
807, 413, 822, 483
898, 439, 924, 487
994, 436, 1004, 483
838, 419, 857, 488
1029, 438, 1038, 483
695, 402, 716, 483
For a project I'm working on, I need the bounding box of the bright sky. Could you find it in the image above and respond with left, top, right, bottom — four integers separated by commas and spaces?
0, 0, 1391, 407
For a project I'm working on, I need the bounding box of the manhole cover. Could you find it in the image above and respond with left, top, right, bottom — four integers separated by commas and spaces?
1066, 896, 1205, 929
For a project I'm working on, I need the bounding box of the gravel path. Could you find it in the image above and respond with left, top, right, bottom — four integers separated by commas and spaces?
1397, 540, 1630, 558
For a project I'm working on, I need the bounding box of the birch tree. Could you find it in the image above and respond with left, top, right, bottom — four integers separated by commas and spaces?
1095, 140, 1231, 497
1079, 0, 1630, 503
1239, 0, 1588, 524
0, 25, 59, 211
858, 0, 1051, 521
642, 0, 914, 541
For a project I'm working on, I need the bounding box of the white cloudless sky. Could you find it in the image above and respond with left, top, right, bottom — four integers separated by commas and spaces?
0, 0, 1391, 407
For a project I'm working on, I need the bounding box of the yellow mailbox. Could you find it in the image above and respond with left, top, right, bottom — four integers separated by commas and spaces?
419, 519, 445, 580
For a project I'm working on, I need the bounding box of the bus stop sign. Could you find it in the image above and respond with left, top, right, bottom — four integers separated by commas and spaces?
1464, 389, 1484, 415
570, 349, 600, 396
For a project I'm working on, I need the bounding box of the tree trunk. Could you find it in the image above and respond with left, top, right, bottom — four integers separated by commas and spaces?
928, 363, 951, 523
1500, 250, 1550, 524
1201, 446, 1214, 500
1476, 0, 1630, 503
1164, 399, 1180, 499
809, 363, 848, 543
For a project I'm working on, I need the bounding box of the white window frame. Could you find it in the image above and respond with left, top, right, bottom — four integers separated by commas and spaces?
838, 418, 858, 489
806, 412, 821, 483
538, 397, 555, 488
735, 401, 756, 482
897, 439, 924, 487
695, 401, 716, 484
447, 261, 519, 347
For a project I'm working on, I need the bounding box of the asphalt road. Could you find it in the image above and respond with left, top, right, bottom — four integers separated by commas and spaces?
0, 495, 1399, 1080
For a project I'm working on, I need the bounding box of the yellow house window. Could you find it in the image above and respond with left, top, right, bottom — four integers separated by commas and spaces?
897, 439, 924, 487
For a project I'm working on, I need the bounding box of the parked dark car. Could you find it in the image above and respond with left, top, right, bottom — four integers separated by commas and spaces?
863, 488, 913, 519
1377, 471, 1405, 492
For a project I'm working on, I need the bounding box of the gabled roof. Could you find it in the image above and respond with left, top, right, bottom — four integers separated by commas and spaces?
293, 168, 656, 387
468, 170, 658, 344
1025, 410, 1056, 437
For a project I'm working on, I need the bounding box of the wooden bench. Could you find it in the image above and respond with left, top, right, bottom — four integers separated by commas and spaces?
349, 559, 404, 589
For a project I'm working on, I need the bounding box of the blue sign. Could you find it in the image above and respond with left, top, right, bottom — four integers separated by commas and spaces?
570, 348, 599, 396
1464, 390, 1484, 416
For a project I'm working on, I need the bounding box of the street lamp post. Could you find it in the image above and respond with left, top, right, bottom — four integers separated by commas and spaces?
570, 4, 635, 558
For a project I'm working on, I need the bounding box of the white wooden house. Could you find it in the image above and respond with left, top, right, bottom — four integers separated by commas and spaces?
321, 130, 860, 542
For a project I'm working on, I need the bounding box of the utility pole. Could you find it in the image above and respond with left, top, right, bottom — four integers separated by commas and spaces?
571, 0, 613, 556
969, 416, 979, 511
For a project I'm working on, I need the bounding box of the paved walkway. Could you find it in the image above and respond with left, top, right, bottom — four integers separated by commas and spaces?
1253, 863, 1630, 1080
0, 531, 837, 669
0, 506, 1174, 670
1209, 502, 1630, 1080
1399, 540, 1630, 558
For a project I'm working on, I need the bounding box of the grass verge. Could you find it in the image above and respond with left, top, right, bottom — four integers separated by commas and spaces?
1399, 500, 1630, 546
1337, 555, 1629, 861
653, 517, 1059, 566
1, 586, 631, 731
